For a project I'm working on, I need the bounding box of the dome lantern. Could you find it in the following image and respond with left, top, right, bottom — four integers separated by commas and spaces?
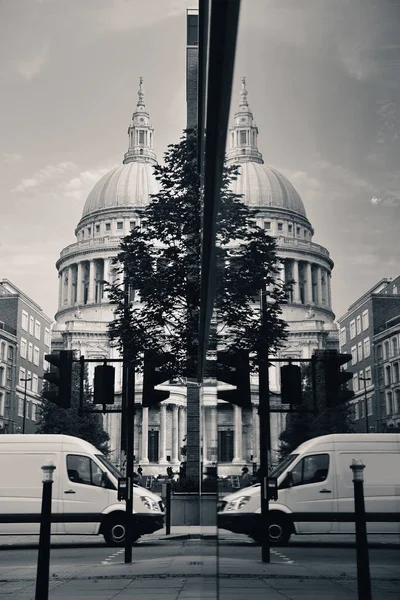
123, 77, 157, 166
226, 76, 263, 165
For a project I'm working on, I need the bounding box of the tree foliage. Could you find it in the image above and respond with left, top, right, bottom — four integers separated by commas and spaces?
37, 364, 110, 454
107, 130, 289, 375
278, 363, 354, 459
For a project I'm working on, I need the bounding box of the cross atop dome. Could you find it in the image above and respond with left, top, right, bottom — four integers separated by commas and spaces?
123, 77, 157, 165
226, 77, 263, 165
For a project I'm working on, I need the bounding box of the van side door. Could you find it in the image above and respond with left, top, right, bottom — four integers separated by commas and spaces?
283, 453, 337, 534
61, 453, 112, 535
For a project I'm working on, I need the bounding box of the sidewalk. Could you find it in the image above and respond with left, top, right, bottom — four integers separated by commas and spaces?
0, 528, 399, 600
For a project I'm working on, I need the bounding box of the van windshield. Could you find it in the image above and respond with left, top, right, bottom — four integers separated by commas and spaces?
269, 454, 298, 479
96, 454, 122, 479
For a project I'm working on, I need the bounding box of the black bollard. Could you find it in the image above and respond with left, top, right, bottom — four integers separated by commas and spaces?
35, 462, 56, 600
350, 459, 372, 600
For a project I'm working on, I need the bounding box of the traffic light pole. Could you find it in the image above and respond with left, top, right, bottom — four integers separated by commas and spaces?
124, 360, 135, 563
259, 291, 271, 563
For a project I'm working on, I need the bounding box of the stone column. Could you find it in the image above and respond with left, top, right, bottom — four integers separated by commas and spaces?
140, 407, 149, 463
67, 265, 73, 307
278, 260, 285, 285
88, 260, 95, 303
306, 262, 313, 304
159, 404, 167, 462
252, 405, 260, 463
178, 406, 186, 460
102, 258, 110, 302
292, 259, 301, 303
232, 405, 243, 463
202, 405, 207, 462
210, 406, 218, 462
58, 271, 63, 309
326, 269, 332, 309
316, 265, 323, 306
76, 262, 83, 305
171, 404, 180, 464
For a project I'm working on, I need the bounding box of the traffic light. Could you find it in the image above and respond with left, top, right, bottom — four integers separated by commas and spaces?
324, 352, 354, 407
142, 350, 173, 408
93, 365, 115, 405
43, 350, 73, 409
280, 363, 302, 405
216, 349, 251, 408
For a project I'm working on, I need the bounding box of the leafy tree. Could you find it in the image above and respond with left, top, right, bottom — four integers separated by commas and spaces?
278, 363, 354, 459
107, 129, 289, 373
37, 364, 110, 454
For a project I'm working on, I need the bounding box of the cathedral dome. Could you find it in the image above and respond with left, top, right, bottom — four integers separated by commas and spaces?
81, 161, 159, 218
231, 162, 306, 217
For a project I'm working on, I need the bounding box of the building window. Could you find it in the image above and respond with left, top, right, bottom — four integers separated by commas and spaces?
349, 320, 356, 339
239, 130, 246, 146
28, 342, 33, 362
395, 389, 400, 414
31, 403, 37, 421
117, 222, 123, 230
6, 366, 12, 383
19, 367, 26, 387
0, 392, 4, 417
384, 341, 390, 359
130, 221, 136, 229
0, 342, 5, 360
26, 371, 32, 390
32, 374, 39, 394
45, 328, 50, 347
20, 338, 27, 359
340, 327, 346, 346
367, 397, 373, 416
34, 320, 41, 340
296, 226, 300, 236
7, 345, 13, 362
87, 227, 91, 237
304, 229, 307, 238
365, 366, 372, 384
357, 342, 363, 362
29, 316, 34, 335
33, 346, 40, 366
288, 224, 293, 233
378, 366, 384, 384
95, 224, 100, 233
277, 223, 283, 231
386, 391, 393, 415
21, 310, 28, 331
392, 337, 398, 357
362, 309, 369, 330
148, 430, 159, 463
351, 346, 357, 365
105, 223, 111, 232
353, 372, 359, 392
385, 365, 391, 386
360, 400, 365, 419
356, 315, 361, 335
377, 345, 383, 360
393, 362, 399, 384
264, 221, 271, 230
18, 397, 24, 417
218, 430, 234, 462
354, 402, 360, 420
139, 130, 145, 145
0, 367, 4, 387
363, 337, 370, 358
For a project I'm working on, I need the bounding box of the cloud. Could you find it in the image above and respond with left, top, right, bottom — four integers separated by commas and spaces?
15, 42, 50, 81
93, 0, 193, 33
2, 152, 23, 164
59, 165, 117, 200
12, 161, 78, 192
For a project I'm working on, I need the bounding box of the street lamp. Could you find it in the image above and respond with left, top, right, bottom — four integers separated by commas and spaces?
359, 376, 372, 433
20, 376, 32, 434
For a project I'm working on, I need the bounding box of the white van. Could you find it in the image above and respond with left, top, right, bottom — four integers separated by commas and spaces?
0, 434, 164, 546
218, 433, 400, 545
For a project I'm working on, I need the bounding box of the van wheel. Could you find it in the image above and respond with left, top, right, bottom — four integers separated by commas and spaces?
251, 515, 291, 547
103, 515, 140, 547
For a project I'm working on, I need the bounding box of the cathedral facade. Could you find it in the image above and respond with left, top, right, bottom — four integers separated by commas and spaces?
52, 78, 338, 475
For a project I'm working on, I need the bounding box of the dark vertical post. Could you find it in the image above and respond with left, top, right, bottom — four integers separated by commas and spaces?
259, 290, 271, 563
311, 353, 318, 416
22, 375, 28, 434
350, 459, 372, 600
78, 355, 85, 418
124, 361, 135, 563
35, 462, 56, 600
166, 480, 171, 535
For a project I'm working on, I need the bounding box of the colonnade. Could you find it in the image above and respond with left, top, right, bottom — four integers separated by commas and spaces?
278, 258, 332, 309
58, 257, 113, 310
139, 404, 187, 465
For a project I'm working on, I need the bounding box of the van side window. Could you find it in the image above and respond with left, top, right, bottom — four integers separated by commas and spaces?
67, 454, 104, 487
290, 454, 329, 486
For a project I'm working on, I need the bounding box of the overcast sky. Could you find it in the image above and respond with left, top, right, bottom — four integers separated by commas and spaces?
1, 0, 400, 323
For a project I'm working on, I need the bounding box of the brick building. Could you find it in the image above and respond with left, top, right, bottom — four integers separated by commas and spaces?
0, 280, 52, 433
0, 321, 17, 433
338, 276, 400, 432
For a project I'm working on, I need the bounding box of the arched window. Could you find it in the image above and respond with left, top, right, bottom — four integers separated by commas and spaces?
386, 391, 393, 415
392, 337, 398, 357
395, 389, 400, 415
